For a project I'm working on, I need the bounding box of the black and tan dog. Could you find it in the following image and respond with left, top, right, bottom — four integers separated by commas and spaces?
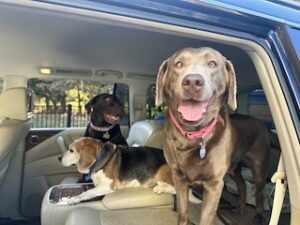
58, 137, 175, 204
84, 93, 128, 146
155, 47, 274, 225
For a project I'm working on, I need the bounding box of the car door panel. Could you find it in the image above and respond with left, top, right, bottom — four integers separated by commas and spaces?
21, 128, 85, 217
25, 129, 64, 151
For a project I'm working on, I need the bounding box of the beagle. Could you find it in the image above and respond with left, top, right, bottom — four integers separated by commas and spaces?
58, 137, 175, 204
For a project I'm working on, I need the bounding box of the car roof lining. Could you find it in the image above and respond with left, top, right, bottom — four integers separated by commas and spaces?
0, 1, 257, 91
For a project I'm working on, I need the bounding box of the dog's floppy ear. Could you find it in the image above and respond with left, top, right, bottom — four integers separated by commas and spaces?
85, 95, 100, 114
225, 59, 237, 111
155, 58, 169, 107
103, 142, 116, 152
78, 146, 96, 173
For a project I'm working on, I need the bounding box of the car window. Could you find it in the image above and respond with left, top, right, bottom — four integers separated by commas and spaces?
146, 84, 167, 121
28, 79, 129, 128
248, 89, 275, 129
113, 83, 130, 126
288, 28, 300, 60
287, 27, 300, 88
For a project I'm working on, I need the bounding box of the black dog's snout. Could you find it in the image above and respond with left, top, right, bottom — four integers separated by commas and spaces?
182, 74, 204, 93
57, 155, 62, 162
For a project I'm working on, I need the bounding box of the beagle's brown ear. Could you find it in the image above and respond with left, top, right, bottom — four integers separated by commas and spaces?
85, 95, 100, 114
155, 58, 169, 107
225, 59, 237, 111
78, 145, 97, 173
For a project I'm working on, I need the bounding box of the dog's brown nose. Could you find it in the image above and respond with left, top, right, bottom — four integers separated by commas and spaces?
182, 74, 204, 93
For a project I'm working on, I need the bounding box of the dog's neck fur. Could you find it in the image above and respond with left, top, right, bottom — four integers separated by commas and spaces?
164, 107, 231, 183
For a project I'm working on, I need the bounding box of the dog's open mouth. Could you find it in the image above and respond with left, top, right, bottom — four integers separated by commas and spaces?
104, 113, 120, 124
178, 100, 209, 122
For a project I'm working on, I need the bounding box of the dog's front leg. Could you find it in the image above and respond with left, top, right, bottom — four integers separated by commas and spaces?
173, 171, 189, 225
67, 185, 113, 205
199, 180, 224, 225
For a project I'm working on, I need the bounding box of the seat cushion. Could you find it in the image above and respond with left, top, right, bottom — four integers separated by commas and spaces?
65, 208, 178, 225
65, 207, 102, 225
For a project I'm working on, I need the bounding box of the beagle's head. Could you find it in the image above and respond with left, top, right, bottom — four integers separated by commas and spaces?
58, 137, 101, 174
58, 137, 116, 174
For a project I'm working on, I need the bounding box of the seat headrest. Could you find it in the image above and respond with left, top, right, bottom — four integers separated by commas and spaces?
127, 120, 163, 147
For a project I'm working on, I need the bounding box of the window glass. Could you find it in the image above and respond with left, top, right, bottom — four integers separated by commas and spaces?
114, 83, 130, 126
288, 28, 300, 60
248, 89, 275, 129
146, 84, 167, 121
287, 27, 300, 88
28, 79, 129, 128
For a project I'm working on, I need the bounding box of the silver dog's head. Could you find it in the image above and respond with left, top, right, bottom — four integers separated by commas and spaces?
155, 47, 237, 125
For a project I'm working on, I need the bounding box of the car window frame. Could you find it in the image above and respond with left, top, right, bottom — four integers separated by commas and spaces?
268, 25, 300, 138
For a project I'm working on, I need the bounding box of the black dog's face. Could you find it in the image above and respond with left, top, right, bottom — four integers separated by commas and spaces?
85, 94, 124, 127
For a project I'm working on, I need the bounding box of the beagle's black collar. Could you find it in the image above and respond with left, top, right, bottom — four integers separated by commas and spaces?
85, 146, 108, 181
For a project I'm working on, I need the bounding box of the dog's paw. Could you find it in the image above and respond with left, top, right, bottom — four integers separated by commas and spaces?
67, 196, 81, 205
153, 182, 176, 194
153, 185, 164, 194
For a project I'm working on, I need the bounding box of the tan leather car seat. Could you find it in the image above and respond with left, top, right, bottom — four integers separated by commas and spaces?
0, 87, 31, 186
126, 119, 165, 149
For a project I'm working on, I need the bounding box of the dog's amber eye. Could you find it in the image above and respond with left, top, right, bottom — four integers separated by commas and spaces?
175, 61, 183, 68
208, 61, 217, 68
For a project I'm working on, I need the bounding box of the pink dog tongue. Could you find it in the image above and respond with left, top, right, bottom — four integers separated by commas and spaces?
178, 101, 208, 121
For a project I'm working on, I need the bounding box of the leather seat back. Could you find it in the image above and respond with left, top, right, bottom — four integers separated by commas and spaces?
0, 88, 30, 185
126, 120, 165, 149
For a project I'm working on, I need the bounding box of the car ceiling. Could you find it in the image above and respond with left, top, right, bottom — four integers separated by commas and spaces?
0, 2, 259, 91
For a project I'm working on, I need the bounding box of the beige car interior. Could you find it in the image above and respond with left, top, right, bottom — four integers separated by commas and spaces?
22, 128, 84, 217
0, 1, 299, 225
126, 120, 165, 148
40, 119, 173, 225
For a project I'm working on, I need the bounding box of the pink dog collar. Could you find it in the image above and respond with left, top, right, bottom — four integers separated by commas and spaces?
168, 109, 218, 140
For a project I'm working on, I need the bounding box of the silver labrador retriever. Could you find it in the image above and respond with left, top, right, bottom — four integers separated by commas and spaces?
156, 47, 270, 225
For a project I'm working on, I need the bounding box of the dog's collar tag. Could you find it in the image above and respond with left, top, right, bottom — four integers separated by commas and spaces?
199, 139, 206, 159
103, 132, 110, 139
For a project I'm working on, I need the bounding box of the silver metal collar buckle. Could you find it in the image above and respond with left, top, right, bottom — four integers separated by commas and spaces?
199, 139, 206, 159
